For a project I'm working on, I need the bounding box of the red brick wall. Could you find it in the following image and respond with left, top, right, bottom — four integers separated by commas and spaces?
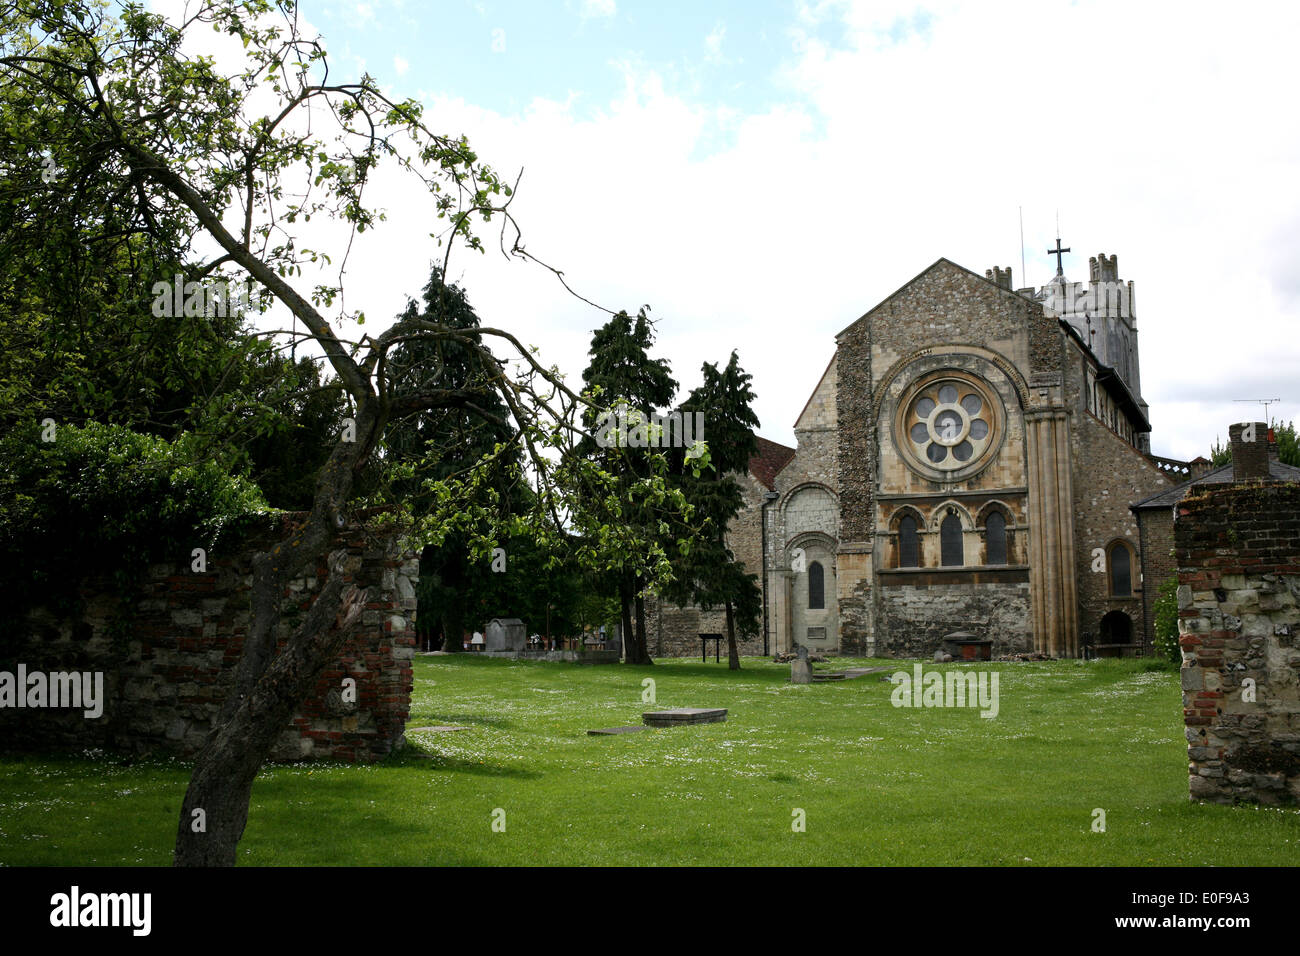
1176, 482, 1300, 805
2, 514, 417, 763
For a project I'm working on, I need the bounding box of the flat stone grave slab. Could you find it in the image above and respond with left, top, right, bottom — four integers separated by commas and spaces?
642, 708, 728, 727
587, 726, 647, 736
407, 725, 470, 733
811, 666, 892, 682
841, 667, 890, 678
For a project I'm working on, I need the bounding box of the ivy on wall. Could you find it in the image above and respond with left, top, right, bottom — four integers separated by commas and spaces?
0, 421, 270, 622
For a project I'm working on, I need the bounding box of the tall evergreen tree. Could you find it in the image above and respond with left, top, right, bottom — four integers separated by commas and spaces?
383, 267, 518, 651
666, 352, 761, 669
579, 308, 677, 664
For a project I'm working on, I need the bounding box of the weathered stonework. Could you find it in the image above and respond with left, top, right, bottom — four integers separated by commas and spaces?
875, 579, 1031, 657
0, 513, 417, 762
650, 253, 1181, 659
1176, 482, 1300, 805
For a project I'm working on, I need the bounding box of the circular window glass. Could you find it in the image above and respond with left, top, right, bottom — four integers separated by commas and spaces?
899, 375, 1000, 475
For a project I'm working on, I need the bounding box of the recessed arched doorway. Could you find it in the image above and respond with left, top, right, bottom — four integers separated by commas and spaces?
1098, 610, 1133, 648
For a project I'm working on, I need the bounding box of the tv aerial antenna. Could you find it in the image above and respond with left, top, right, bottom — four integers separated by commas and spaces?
1233, 398, 1282, 424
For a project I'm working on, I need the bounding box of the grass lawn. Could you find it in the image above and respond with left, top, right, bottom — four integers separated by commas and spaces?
2, 654, 1298, 866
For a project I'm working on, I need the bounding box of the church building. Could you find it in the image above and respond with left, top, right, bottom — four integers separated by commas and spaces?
651, 249, 1208, 659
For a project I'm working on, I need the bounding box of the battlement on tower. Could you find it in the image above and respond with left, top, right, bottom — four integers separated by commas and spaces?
1089, 253, 1120, 283
984, 266, 1013, 290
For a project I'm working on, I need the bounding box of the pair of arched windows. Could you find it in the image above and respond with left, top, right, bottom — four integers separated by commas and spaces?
897, 511, 1008, 568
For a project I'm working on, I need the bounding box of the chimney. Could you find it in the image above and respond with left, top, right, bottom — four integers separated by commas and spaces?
1269, 426, 1280, 461
1228, 422, 1270, 481
985, 266, 1012, 290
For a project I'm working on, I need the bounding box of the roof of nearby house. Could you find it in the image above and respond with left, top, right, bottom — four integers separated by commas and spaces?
749, 436, 796, 490
1130, 459, 1300, 511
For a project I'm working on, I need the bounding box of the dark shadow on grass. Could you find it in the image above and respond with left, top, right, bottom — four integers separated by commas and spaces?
405, 713, 516, 730
618, 662, 793, 682
383, 749, 541, 779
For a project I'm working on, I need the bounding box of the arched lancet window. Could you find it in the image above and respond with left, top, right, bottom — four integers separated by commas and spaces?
985, 511, 1007, 566
808, 560, 825, 610
941, 514, 963, 567
898, 515, 919, 568
1109, 543, 1132, 596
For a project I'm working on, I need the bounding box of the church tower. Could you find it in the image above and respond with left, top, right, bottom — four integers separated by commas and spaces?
1037, 252, 1151, 453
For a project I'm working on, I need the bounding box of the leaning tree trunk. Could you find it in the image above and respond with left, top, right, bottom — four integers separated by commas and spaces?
173, 569, 366, 865
173, 402, 381, 866
725, 599, 740, 671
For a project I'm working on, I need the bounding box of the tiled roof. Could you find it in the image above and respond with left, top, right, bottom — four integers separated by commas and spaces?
749, 436, 796, 490
1131, 459, 1300, 511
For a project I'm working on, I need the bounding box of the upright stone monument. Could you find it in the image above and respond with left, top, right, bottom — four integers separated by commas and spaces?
484, 617, 526, 653
790, 645, 812, 684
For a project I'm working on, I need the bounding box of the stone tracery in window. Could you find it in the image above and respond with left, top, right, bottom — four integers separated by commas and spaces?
898, 374, 1001, 478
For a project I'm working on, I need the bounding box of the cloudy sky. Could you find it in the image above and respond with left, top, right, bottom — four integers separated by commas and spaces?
206, 0, 1300, 460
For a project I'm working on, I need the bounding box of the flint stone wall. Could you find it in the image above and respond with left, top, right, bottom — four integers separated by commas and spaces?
0, 513, 417, 763
1176, 483, 1300, 805
873, 579, 1031, 658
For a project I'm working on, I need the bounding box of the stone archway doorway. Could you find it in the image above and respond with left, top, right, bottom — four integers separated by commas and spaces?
1097, 610, 1133, 653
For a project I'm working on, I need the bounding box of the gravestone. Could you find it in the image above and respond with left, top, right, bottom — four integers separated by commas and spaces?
642, 708, 728, 727
484, 617, 525, 652
790, 644, 812, 684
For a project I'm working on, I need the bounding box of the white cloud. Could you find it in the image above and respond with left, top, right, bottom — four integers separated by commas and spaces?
580, 0, 616, 20
393, 54, 409, 76
148, 0, 1300, 465
704, 22, 726, 63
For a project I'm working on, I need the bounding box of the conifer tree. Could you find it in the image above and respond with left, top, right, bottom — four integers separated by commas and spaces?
578, 309, 677, 664
666, 352, 761, 670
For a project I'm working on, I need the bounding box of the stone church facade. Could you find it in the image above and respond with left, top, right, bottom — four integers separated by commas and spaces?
652, 252, 1205, 659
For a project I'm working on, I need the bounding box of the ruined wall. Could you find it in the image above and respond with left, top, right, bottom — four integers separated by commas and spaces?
1176, 482, 1300, 805
651, 601, 765, 658
648, 468, 771, 658
0, 514, 417, 763
874, 578, 1031, 657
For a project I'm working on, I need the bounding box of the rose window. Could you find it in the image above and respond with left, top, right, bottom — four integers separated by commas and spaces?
902, 379, 995, 472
